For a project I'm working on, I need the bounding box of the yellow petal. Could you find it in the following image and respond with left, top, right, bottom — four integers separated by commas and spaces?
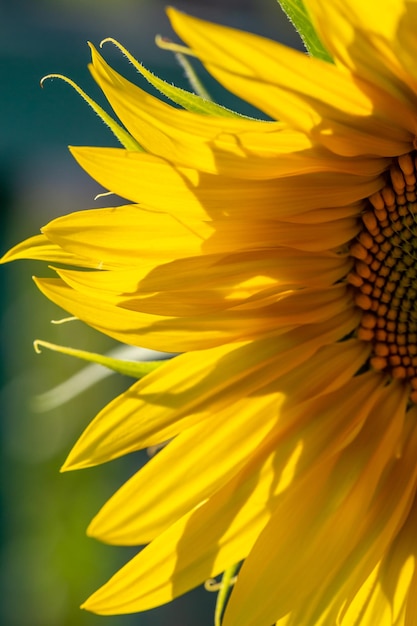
87, 338, 368, 546
60, 248, 350, 292
88, 43, 389, 179
81, 371, 385, 616
82, 431, 286, 615
41, 202, 360, 270
223, 381, 412, 626
85, 340, 368, 545
69, 146, 384, 221
52, 249, 350, 318
391, 4, 417, 100
88, 392, 283, 544
340, 470, 417, 626
62, 307, 358, 471
272, 337, 370, 405
35, 273, 354, 350
0, 234, 99, 268
167, 8, 414, 156
305, 0, 417, 116
54, 266, 284, 317
42, 205, 211, 265
88, 44, 306, 179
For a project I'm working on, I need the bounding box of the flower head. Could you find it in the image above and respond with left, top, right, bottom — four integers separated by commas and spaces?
4, 1, 417, 625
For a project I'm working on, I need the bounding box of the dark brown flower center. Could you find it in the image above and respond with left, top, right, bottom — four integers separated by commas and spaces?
349, 152, 417, 402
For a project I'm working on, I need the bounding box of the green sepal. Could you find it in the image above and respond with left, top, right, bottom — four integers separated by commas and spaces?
41, 74, 143, 151
214, 563, 240, 626
172, 50, 213, 102
277, 0, 333, 62
34, 339, 165, 379
100, 37, 244, 118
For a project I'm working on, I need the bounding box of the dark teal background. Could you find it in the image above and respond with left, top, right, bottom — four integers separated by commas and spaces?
0, 2, 300, 625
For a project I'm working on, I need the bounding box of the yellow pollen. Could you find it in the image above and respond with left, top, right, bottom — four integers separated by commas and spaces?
349, 152, 417, 402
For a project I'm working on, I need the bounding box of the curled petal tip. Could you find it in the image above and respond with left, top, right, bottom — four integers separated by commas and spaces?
99, 37, 114, 49
33, 340, 43, 354
40, 73, 63, 88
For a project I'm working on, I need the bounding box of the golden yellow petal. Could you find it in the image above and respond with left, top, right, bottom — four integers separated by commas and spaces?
52, 249, 350, 318
87, 339, 368, 547
88, 392, 283, 544
42, 205, 211, 265
137, 249, 351, 289
0, 233, 99, 268
69, 146, 384, 221
81, 428, 286, 615
88, 44, 310, 179
299, 387, 413, 626
53, 269, 284, 317
273, 338, 370, 405
340, 478, 417, 626
81, 371, 386, 616
88, 43, 390, 179
36, 272, 354, 350
62, 307, 358, 471
64, 248, 350, 292
391, 4, 417, 103
305, 0, 417, 120
41, 203, 360, 271
202, 217, 360, 253
34, 276, 252, 351
167, 8, 414, 156
222, 379, 412, 626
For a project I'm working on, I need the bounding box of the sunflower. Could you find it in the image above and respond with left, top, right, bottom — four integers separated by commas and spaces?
4, 1, 417, 625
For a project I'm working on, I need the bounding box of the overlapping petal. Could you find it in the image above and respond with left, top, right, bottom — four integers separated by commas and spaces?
42, 205, 211, 264
166, 8, 416, 156
5, 1, 417, 625
86, 337, 369, 546
304, 0, 417, 108
36, 274, 355, 352
0, 234, 98, 268
62, 307, 360, 471
81, 371, 387, 616
338, 488, 417, 626
69, 146, 385, 221
88, 43, 391, 179
51, 249, 349, 317
225, 381, 411, 626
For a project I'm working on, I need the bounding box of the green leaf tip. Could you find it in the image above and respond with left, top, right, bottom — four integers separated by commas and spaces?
100, 37, 246, 118
41, 72, 143, 151
33, 339, 165, 379
277, 0, 333, 62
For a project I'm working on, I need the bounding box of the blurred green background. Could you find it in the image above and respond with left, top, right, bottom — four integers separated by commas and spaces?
0, 1, 299, 625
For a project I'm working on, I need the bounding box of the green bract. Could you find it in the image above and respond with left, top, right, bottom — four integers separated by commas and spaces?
34, 340, 165, 379
277, 0, 333, 62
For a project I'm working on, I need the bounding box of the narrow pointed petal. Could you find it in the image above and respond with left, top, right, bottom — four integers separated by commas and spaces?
223, 382, 412, 626
304, 0, 417, 112
6, 6, 417, 626
0, 234, 99, 268
35, 274, 354, 351
167, 8, 415, 156
88, 43, 389, 179
69, 146, 384, 220
62, 308, 358, 471
87, 338, 368, 546
42, 205, 211, 265
51, 249, 350, 318
81, 372, 385, 616
88, 392, 283, 544
340, 470, 417, 626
